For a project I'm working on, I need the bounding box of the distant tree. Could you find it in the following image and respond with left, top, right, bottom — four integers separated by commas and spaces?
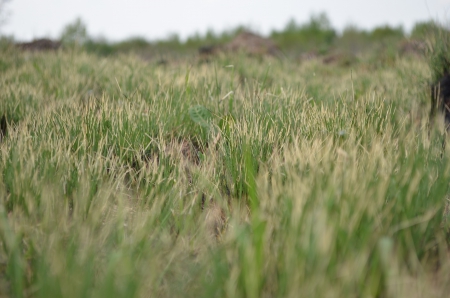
155, 32, 181, 51
84, 38, 115, 56
205, 29, 216, 41
166, 33, 180, 44
115, 37, 149, 52
271, 12, 336, 53
284, 18, 298, 32
370, 25, 404, 41
305, 12, 334, 32
410, 21, 441, 39
0, 0, 11, 30
60, 17, 88, 46
341, 24, 368, 38
337, 25, 370, 54
281, 13, 334, 33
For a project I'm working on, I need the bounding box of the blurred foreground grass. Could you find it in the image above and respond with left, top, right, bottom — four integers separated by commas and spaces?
0, 49, 449, 297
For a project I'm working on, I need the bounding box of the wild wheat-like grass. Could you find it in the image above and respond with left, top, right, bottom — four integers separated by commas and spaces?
0, 50, 448, 297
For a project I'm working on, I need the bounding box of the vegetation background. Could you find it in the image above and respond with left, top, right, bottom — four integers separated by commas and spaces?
42, 13, 433, 59
1, 12, 450, 298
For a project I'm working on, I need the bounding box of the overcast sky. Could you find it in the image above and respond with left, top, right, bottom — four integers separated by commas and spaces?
2, 0, 450, 42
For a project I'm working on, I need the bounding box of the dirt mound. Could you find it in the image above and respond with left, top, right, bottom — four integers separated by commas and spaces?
224, 31, 279, 56
17, 38, 61, 51
198, 45, 220, 56
198, 45, 222, 61
322, 52, 357, 67
298, 51, 319, 62
398, 40, 427, 56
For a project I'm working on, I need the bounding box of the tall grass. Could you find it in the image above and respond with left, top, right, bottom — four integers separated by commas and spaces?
0, 48, 449, 297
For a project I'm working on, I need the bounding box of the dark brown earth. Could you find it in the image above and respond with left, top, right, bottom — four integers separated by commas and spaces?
198, 31, 280, 58
224, 31, 279, 56
398, 40, 427, 57
16, 38, 61, 51
0, 115, 6, 142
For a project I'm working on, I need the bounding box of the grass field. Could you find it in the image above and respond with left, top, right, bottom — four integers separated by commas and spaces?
0, 48, 449, 297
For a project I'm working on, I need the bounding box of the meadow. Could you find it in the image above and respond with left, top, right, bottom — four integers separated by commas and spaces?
0, 48, 449, 297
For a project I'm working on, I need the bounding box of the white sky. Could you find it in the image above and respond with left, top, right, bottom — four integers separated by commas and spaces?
2, 0, 450, 42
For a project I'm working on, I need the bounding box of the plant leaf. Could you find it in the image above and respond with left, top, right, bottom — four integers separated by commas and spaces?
188, 105, 212, 129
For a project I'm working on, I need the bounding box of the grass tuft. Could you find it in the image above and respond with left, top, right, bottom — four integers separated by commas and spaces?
0, 49, 448, 297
